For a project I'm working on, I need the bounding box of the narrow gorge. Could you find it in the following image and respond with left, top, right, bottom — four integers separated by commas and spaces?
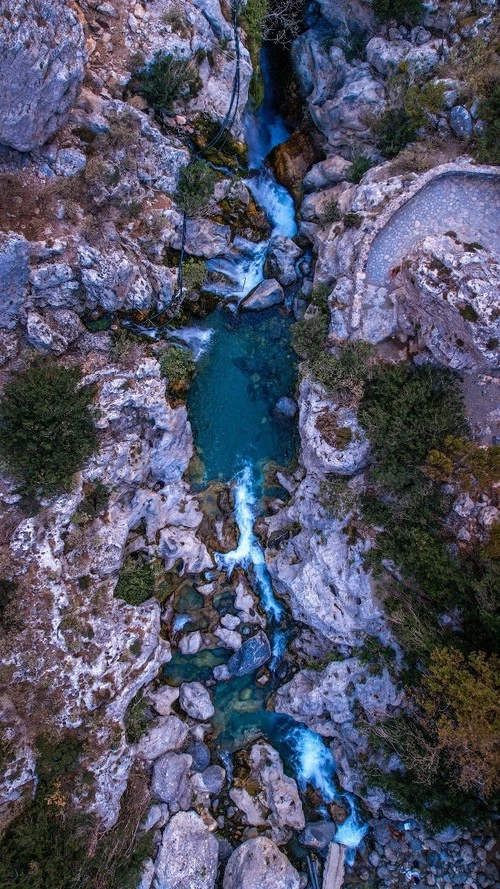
0, 3, 499, 889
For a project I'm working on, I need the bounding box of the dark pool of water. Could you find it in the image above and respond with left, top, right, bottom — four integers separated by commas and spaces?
187, 305, 298, 485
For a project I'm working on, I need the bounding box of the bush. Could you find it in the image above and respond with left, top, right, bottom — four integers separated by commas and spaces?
347, 156, 373, 184
313, 341, 375, 400
344, 212, 363, 228
321, 198, 342, 225
74, 482, 110, 523
373, 0, 423, 24
137, 51, 201, 115
375, 107, 417, 158
175, 160, 217, 217
159, 346, 195, 397
115, 559, 154, 606
476, 77, 500, 164
183, 258, 207, 291
291, 313, 329, 362
0, 360, 97, 497
125, 692, 150, 744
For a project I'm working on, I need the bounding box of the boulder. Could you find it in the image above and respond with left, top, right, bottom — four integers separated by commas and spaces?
304, 156, 352, 191
53, 148, 87, 177
299, 821, 337, 850
149, 686, 180, 716
199, 764, 226, 795
137, 716, 188, 760
240, 279, 284, 312
151, 752, 192, 805
323, 842, 346, 889
269, 130, 319, 200
449, 105, 473, 140
187, 741, 211, 772
366, 37, 410, 76
179, 682, 215, 721
276, 397, 298, 418
227, 631, 271, 677
223, 837, 300, 889
179, 631, 203, 655
155, 811, 219, 889
0, 1, 86, 151
265, 237, 302, 287
0, 232, 29, 329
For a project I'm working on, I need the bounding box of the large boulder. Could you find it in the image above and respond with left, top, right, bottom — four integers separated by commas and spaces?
223, 837, 300, 889
0, 232, 29, 329
240, 279, 284, 312
227, 631, 271, 677
155, 811, 219, 889
0, 0, 86, 152
265, 237, 302, 287
151, 752, 192, 806
179, 682, 215, 721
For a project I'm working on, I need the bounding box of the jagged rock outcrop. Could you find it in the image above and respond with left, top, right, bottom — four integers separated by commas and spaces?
154, 810, 219, 889
0, 0, 86, 151
223, 836, 301, 889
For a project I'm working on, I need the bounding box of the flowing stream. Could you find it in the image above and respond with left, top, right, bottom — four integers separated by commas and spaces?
166, 45, 367, 860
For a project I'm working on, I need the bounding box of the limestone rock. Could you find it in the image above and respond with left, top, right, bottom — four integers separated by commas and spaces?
151, 752, 192, 805
304, 156, 352, 191
265, 236, 302, 286
227, 631, 271, 676
223, 837, 300, 889
269, 131, 319, 200
299, 821, 337, 850
154, 811, 219, 889
0, 0, 86, 151
323, 842, 346, 889
137, 716, 188, 760
240, 279, 284, 311
149, 686, 180, 717
179, 682, 215, 721
0, 232, 29, 329
450, 105, 473, 140
299, 379, 370, 476
53, 148, 87, 177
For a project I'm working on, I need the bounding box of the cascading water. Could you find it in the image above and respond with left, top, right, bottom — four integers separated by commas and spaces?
172, 41, 367, 864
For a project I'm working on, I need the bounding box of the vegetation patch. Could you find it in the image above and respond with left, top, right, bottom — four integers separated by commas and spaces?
374, 107, 418, 158
0, 360, 97, 498
159, 345, 196, 397
319, 476, 357, 518
136, 51, 201, 116
347, 156, 373, 184
373, 0, 423, 24
114, 558, 155, 606
175, 160, 218, 217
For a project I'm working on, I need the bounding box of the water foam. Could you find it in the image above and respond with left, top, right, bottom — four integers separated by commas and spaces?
169, 326, 214, 361
216, 464, 283, 621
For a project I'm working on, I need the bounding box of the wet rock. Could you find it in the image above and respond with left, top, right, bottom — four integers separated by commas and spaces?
299, 821, 337, 850
240, 279, 284, 312
199, 764, 226, 795
227, 631, 271, 677
187, 741, 211, 771
0, 1, 86, 151
149, 686, 180, 717
179, 682, 215, 721
151, 752, 192, 805
276, 397, 298, 418
265, 236, 302, 287
323, 842, 345, 889
450, 106, 473, 140
0, 232, 29, 329
269, 130, 319, 200
154, 811, 218, 889
137, 716, 188, 760
223, 836, 300, 889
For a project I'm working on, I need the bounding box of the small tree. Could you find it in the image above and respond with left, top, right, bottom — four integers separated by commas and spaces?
0, 360, 97, 497
175, 160, 217, 217
137, 51, 201, 115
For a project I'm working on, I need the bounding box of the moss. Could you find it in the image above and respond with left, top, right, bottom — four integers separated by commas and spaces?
458, 302, 479, 323
321, 198, 342, 225
344, 212, 363, 229
242, 0, 268, 109
125, 692, 149, 744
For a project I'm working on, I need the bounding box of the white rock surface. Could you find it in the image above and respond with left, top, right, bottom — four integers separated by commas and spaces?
154, 811, 219, 889
223, 837, 300, 889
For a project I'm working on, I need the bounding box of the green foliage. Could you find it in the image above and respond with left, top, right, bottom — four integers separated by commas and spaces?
313, 341, 375, 400
372, 0, 423, 24
291, 313, 329, 362
0, 577, 16, 625
320, 476, 357, 518
159, 346, 195, 397
74, 482, 109, 525
0, 360, 97, 498
242, 0, 268, 107
115, 559, 154, 606
347, 156, 373, 184
476, 77, 500, 164
125, 692, 149, 744
405, 81, 445, 126
183, 258, 207, 291
344, 212, 363, 229
355, 634, 396, 675
375, 107, 418, 158
175, 160, 217, 217
359, 363, 466, 494
137, 51, 201, 115
321, 198, 342, 224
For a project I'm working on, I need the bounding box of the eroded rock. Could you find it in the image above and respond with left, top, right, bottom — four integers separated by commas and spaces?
223, 837, 300, 889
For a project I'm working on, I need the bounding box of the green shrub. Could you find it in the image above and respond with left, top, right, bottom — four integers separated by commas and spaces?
183, 258, 207, 291
74, 482, 109, 523
137, 51, 201, 115
291, 313, 329, 362
476, 77, 500, 164
375, 107, 418, 158
347, 156, 373, 184
344, 212, 363, 229
159, 346, 195, 397
115, 559, 154, 606
313, 341, 375, 399
373, 0, 423, 24
175, 160, 217, 217
0, 360, 97, 497
243, 0, 268, 106
321, 198, 342, 224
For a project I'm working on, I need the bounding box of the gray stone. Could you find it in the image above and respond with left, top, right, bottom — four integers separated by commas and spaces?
179, 631, 202, 655
0, 232, 29, 329
265, 237, 302, 287
199, 765, 226, 795
304, 156, 352, 190
187, 741, 211, 772
227, 631, 271, 677
151, 752, 192, 805
240, 279, 284, 311
149, 686, 180, 716
0, 1, 86, 151
223, 837, 300, 889
179, 682, 215, 721
276, 397, 298, 418
450, 106, 473, 140
54, 148, 87, 177
154, 811, 218, 889
26, 311, 65, 353
137, 716, 189, 760
299, 821, 337, 850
